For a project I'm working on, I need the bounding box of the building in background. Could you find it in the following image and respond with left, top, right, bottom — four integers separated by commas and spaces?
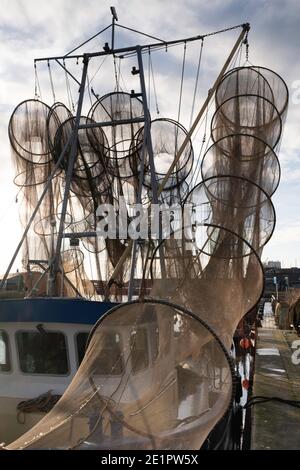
265, 260, 282, 269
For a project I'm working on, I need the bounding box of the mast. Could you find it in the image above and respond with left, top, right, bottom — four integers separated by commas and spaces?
0, 12, 250, 298
48, 56, 89, 296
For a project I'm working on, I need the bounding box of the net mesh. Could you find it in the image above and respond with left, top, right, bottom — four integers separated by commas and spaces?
7, 65, 288, 449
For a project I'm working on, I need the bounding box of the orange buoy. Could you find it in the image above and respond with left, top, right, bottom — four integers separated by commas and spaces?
239, 337, 251, 349
242, 378, 249, 389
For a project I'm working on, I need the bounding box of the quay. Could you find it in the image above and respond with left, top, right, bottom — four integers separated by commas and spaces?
251, 310, 300, 449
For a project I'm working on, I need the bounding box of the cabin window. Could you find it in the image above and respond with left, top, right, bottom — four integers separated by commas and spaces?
0, 330, 11, 372
76, 332, 89, 366
131, 327, 149, 373
16, 331, 69, 375
93, 331, 123, 375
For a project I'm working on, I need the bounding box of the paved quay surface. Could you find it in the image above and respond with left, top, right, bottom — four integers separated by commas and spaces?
251, 311, 300, 450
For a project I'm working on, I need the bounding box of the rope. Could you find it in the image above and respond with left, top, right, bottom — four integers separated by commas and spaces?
244, 395, 300, 409
17, 390, 61, 424
243, 30, 249, 62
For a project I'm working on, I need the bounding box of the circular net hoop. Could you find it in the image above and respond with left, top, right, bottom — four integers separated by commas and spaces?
81, 234, 106, 255
135, 118, 194, 191
211, 95, 282, 149
68, 172, 113, 199
33, 212, 73, 237
184, 176, 275, 252
156, 180, 190, 207
7, 300, 233, 450
53, 116, 109, 181
201, 134, 280, 197
212, 66, 289, 151
47, 102, 73, 154
149, 227, 264, 350
87, 92, 145, 175
13, 164, 57, 188
216, 66, 289, 119
56, 195, 95, 234
146, 65, 287, 353
9, 99, 53, 165
61, 248, 84, 274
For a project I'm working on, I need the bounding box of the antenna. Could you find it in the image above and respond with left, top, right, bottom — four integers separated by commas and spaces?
111, 6, 118, 50
110, 6, 118, 22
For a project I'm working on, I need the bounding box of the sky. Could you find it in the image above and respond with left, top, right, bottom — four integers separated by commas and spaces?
0, 0, 300, 272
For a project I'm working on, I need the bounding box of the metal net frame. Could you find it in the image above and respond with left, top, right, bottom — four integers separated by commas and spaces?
6, 63, 288, 450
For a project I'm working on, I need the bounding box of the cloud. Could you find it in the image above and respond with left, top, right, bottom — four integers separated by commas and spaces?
0, 0, 299, 271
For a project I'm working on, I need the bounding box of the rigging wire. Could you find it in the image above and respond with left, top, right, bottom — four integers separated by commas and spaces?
14, 22, 249, 303
118, 23, 248, 59
34, 63, 42, 100
189, 40, 243, 186
63, 59, 75, 113
149, 51, 160, 115
116, 23, 166, 44
238, 41, 243, 67
74, 55, 109, 107
48, 61, 56, 103
189, 38, 204, 129
86, 73, 93, 107
190, 101, 210, 186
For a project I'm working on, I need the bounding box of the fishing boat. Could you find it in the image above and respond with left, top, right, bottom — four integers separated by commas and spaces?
0, 8, 288, 450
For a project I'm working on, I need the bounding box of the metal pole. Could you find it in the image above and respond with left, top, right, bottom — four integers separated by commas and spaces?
27, 267, 50, 298
0, 134, 74, 291
34, 24, 249, 63
112, 18, 115, 50
128, 46, 164, 300
136, 46, 166, 277
137, 47, 159, 205
111, 6, 118, 51
105, 25, 248, 288
48, 55, 89, 296
58, 268, 83, 298
127, 52, 148, 299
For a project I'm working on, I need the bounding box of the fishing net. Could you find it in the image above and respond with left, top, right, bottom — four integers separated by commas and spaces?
136, 118, 194, 191
9, 99, 53, 165
47, 102, 73, 155
88, 92, 144, 179
7, 63, 288, 449
7, 300, 233, 450
201, 134, 280, 196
